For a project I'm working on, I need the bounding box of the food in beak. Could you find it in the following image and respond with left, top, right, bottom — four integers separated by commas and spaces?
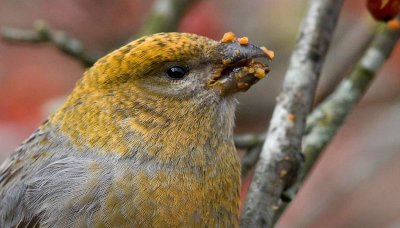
209, 32, 273, 95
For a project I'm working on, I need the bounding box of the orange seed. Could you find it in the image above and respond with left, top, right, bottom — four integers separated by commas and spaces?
222, 59, 231, 65
388, 18, 400, 30
221, 32, 236, 43
260, 46, 275, 59
237, 82, 249, 89
288, 113, 296, 122
238, 37, 249, 45
254, 68, 266, 79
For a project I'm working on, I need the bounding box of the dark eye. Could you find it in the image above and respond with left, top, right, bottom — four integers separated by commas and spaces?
166, 66, 187, 79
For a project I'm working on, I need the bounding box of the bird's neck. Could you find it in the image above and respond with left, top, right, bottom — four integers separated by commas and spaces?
48, 85, 237, 163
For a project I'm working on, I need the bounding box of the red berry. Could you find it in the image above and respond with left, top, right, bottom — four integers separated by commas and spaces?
367, 0, 400, 21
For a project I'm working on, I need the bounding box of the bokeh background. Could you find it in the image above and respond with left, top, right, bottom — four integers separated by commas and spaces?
1, 0, 400, 227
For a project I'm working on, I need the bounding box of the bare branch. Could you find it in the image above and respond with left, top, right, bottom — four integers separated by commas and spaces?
241, 0, 344, 227
1, 20, 98, 67
241, 145, 262, 178
276, 20, 400, 223
235, 133, 264, 177
2, 1, 199, 67
134, 0, 200, 38
302, 22, 400, 181
316, 16, 376, 104
234, 133, 265, 149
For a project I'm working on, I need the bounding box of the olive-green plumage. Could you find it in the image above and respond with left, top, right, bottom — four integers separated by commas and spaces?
0, 32, 269, 227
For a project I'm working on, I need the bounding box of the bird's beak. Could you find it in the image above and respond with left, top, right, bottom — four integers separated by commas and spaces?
208, 40, 271, 96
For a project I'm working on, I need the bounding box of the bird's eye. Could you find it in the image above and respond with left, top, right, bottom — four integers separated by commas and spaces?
166, 66, 187, 79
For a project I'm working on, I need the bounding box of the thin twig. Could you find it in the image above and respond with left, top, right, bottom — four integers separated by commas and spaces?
279, 21, 400, 224
316, 16, 376, 104
241, 0, 344, 227
302, 22, 400, 182
2, 1, 199, 67
134, 0, 200, 38
1, 20, 98, 67
292, 102, 400, 227
241, 145, 263, 178
234, 133, 265, 149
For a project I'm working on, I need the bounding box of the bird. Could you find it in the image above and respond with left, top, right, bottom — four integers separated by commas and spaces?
0, 32, 270, 227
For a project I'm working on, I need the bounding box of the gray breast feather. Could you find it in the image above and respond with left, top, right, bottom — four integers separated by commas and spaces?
0, 126, 121, 228
26, 156, 113, 227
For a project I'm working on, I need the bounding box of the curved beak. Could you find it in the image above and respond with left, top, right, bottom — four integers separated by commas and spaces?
218, 42, 271, 63
208, 41, 271, 96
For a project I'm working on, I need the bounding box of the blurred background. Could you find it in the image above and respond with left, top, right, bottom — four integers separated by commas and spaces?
1, 0, 399, 227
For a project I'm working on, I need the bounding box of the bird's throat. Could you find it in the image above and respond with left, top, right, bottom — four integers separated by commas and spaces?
48, 86, 237, 163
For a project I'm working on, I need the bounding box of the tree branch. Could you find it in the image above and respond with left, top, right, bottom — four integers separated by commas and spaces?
302, 21, 400, 181
1, 1, 199, 67
1, 20, 98, 67
134, 0, 199, 37
241, 145, 263, 178
234, 133, 265, 149
241, 0, 344, 227
277, 19, 400, 223
316, 16, 376, 104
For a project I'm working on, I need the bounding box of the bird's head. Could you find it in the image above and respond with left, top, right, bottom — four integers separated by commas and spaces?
81, 32, 270, 103
50, 32, 271, 157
